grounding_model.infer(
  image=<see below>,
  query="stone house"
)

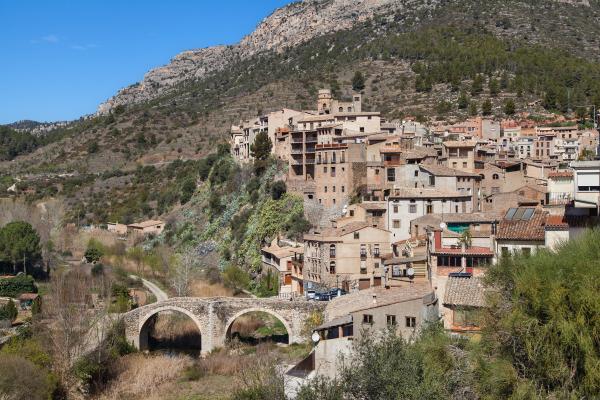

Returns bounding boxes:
[495,207,548,256]
[127,220,165,236]
[386,187,473,242]
[302,222,392,292]
[482,184,547,212]
[442,140,477,172]
[442,274,486,334]
[261,239,303,297]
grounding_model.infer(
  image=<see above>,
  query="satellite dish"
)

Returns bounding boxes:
[407,267,415,277]
[440,222,447,230]
[311,332,321,344]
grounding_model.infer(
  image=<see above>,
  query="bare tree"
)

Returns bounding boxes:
[43,268,113,387]
[170,246,198,297]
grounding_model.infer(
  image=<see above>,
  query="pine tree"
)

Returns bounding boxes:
[489,78,500,96]
[482,99,493,116]
[469,102,478,116]
[458,91,469,109]
[352,71,366,92]
[250,131,272,161]
[504,99,516,116]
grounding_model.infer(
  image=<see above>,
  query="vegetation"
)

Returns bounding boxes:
[0,299,18,323]
[0,221,41,274]
[0,274,37,297]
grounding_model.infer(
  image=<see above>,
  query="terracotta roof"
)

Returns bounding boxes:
[443,275,486,308]
[443,140,477,148]
[548,171,573,178]
[419,164,481,178]
[128,220,164,228]
[18,293,39,301]
[496,207,547,241]
[358,202,387,211]
[432,246,494,256]
[325,284,435,320]
[305,222,383,241]
[389,187,470,199]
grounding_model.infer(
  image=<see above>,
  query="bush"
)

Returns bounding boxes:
[91,263,104,276]
[0,355,54,400]
[0,299,18,323]
[270,180,286,200]
[0,275,36,297]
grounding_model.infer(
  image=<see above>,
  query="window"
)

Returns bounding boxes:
[324,166,328,173]
[342,186,345,193]
[521,247,531,257]
[414,170,419,177]
[333,186,336,192]
[501,247,510,257]
[429,175,435,186]
[375,169,380,175]
[354,232,360,239]
[349,210,354,217]
[405,316,416,328]
[360,127,365,133]
[329,244,336,258]
[333,199,336,205]
[324,186,328,193]
[374,245,380,258]
[409,204,417,213]
[393,220,401,229]
[393,205,399,213]
[492,174,499,180]
[360,244,367,258]
[331,167,336,177]
[463,162,468,168]
[387,315,397,326]
[363,314,373,324]
[426,203,433,214]
[330,261,336,274]
[387,168,396,182]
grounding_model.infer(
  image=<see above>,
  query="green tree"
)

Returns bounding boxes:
[457,91,469,109]
[250,131,272,161]
[482,99,493,116]
[471,74,484,96]
[469,101,478,116]
[84,239,104,264]
[352,71,366,92]
[489,78,500,96]
[0,221,41,274]
[504,99,516,116]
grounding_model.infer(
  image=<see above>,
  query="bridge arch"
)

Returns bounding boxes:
[223,307,293,344]
[137,305,206,351]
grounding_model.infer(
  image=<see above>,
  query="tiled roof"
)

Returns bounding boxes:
[496,208,547,241]
[433,246,494,256]
[419,164,481,178]
[443,140,477,148]
[548,171,573,178]
[325,284,434,320]
[389,187,470,199]
[443,276,486,308]
[128,220,164,228]
[545,214,569,230]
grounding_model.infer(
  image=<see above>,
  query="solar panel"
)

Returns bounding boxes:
[505,208,517,220]
[522,208,535,221]
[513,208,526,220]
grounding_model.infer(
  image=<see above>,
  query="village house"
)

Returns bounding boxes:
[308,283,438,378]
[547,171,574,206]
[261,239,303,297]
[482,183,547,212]
[570,160,600,215]
[302,222,392,293]
[495,207,548,256]
[442,140,477,172]
[442,274,486,334]
[386,187,473,242]
[107,222,128,235]
[127,220,165,236]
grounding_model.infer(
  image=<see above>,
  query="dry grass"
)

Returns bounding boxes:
[230,314,265,338]
[189,280,233,297]
[151,313,201,341]
[98,353,193,399]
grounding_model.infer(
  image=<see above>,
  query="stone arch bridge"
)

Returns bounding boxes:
[123,297,325,354]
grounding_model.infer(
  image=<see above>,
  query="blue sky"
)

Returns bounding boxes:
[0,0,292,124]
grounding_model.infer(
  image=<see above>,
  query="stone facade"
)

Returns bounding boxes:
[122,297,324,354]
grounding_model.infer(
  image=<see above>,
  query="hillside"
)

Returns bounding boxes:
[2,0,600,226]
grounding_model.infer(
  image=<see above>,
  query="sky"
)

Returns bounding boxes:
[0,0,292,124]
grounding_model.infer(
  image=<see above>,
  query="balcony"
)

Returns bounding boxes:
[305,146,316,153]
[305,136,318,143]
[291,137,305,144]
[291,148,304,155]
[305,158,316,165]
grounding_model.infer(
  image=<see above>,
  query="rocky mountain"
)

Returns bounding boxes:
[98,0,600,114]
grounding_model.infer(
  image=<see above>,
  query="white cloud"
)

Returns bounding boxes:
[70,43,97,51]
[41,34,59,43]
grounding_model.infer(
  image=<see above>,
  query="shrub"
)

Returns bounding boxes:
[0,275,36,297]
[0,355,54,400]
[270,180,287,200]
[0,299,18,323]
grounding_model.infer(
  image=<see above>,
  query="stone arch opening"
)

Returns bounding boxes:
[138,306,204,355]
[224,308,292,346]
